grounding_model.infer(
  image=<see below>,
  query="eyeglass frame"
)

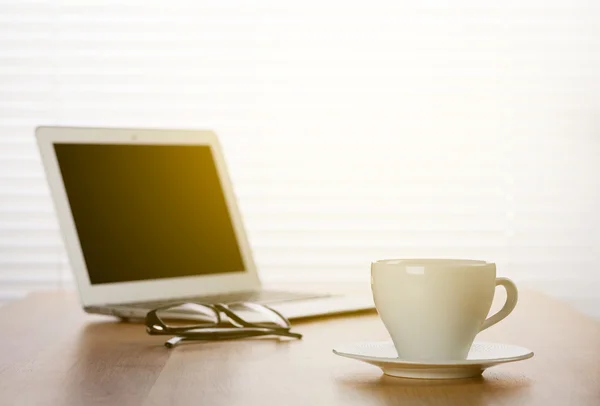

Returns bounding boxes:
[145,302,302,346]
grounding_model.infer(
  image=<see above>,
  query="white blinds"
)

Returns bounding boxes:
[1,1,599,305]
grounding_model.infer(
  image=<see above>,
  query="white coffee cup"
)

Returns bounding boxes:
[371,259,518,361]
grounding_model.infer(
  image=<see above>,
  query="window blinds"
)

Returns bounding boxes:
[1,1,599,305]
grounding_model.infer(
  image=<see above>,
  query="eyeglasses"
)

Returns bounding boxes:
[145,302,303,348]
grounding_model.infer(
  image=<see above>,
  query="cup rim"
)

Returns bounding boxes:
[372,258,492,267]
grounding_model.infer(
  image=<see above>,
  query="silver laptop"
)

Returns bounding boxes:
[36,126,373,320]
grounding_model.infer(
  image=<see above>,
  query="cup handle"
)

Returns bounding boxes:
[479,277,518,332]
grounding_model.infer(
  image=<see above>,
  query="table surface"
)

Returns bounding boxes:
[0,289,599,406]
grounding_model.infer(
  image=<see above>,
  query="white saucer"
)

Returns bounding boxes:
[333,341,534,379]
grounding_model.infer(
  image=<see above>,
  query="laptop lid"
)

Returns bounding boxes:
[36,126,260,306]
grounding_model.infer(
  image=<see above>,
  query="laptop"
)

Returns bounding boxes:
[35,126,374,321]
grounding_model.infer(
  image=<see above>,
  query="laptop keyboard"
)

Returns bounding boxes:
[117,289,331,310]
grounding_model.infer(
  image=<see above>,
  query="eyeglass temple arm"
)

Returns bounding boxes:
[179,327,302,339]
[164,331,268,348]
[165,329,303,348]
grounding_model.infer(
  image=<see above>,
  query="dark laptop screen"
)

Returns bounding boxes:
[53,143,246,285]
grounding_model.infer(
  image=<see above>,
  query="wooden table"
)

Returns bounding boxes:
[0,290,599,406]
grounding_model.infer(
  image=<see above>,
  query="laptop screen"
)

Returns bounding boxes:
[53,143,246,285]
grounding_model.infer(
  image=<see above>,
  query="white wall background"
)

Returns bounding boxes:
[1,1,599,316]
